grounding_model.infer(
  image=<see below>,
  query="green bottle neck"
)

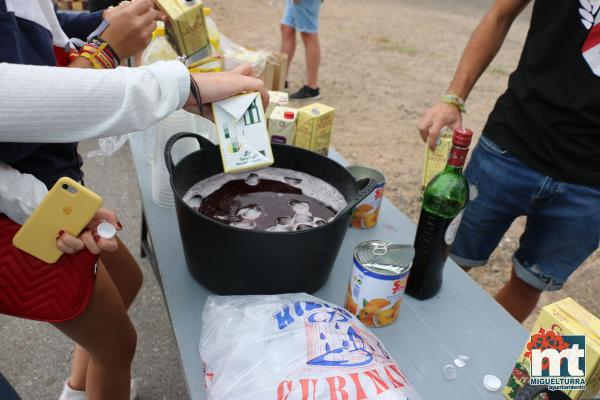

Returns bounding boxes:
[443,164,463,175]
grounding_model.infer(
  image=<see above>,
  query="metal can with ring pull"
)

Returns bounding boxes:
[344,240,415,327]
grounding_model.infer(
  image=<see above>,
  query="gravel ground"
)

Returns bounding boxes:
[1,0,598,399]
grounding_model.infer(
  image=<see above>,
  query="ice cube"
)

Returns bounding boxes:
[294,213,313,223]
[295,224,313,231]
[284,177,302,186]
[236,205,262,220]
[276,216,294,226]
[186,195,202,209]
[265,225,289,232]
[214,213,229,221]
[245,173,260,186]
[314,218,327,226]
[230,220,255,230]
[289,200,311,215]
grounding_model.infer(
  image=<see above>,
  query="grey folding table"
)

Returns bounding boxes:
[129,133,528,399]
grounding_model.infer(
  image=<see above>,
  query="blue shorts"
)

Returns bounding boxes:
[450,135,600,291]
[281,0,321,33]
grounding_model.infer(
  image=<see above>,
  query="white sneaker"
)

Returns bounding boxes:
[58,381,85,400]
[129,378,139,400]
[58,379,138,400]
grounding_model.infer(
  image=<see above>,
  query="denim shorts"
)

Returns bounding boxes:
[450,135,600,291]
[281,0,321,33]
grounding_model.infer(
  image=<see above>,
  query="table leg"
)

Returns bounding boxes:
[141,208,148,258]
[140,207,163,289]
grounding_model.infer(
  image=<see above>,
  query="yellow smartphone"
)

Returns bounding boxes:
[12,177,103,263]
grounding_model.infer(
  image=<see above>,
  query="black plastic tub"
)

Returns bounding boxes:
[165,133,375,295]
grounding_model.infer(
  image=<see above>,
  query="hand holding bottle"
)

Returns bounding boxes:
[417,103,463,150]
[406,128,473,300]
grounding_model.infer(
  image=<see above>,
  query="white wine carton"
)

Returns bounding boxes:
[268,106,297,145]
[212,92,274,173]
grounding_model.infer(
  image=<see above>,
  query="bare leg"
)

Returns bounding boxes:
[300,32,320,89]
[69,238,143,391]
[53,263,136,400]
[494,267,542,323]
[280,24,297,79]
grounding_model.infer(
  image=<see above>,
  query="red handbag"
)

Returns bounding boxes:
[0,215,98,322]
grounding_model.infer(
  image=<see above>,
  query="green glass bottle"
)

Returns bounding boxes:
[406,127,473,300]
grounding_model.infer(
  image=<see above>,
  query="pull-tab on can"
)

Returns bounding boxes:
[345,240,415,327]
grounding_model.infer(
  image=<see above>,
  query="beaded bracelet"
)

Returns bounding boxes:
[440,93,467,113]
[79,37,120,69]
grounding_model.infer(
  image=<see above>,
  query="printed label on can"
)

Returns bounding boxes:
[351,182,385,229]
[344,259,409,328]
[444,210,465,245]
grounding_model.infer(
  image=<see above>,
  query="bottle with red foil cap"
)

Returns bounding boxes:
[406,127,473,300]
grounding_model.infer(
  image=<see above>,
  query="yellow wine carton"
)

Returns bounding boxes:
[294,103,335,156]
[212,92,274,173]
[154,0,210,63]
[268,107,297,145]
[503,298,600,399]
[421,128,452,192]
[265,91,289,121]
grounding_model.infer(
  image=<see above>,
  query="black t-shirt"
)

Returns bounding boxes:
[483,0,600,187]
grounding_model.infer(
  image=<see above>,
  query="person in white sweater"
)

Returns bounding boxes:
[0,61,266,224]
[0,2,266,400]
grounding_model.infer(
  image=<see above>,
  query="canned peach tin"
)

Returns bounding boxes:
[345,240,415,327]
[348,166,385,229]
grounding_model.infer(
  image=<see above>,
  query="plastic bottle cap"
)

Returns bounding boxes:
[97,222,117,240]
[453,357,467,368]
[152,22,165,38]
[482,374,502,392]
[284,111,295,120]
[452,127,473,148]
[442,365,457,380]
[203,7,211,15]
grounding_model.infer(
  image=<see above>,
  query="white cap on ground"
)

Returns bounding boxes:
[454,354,469,368]
[443,364,457,380]
[97,222,117,240]
[482,374,502,391]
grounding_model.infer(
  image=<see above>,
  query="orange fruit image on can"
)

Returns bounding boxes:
[344,241,414,327]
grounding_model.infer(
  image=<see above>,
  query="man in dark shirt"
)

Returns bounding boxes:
[417,0,600,322]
